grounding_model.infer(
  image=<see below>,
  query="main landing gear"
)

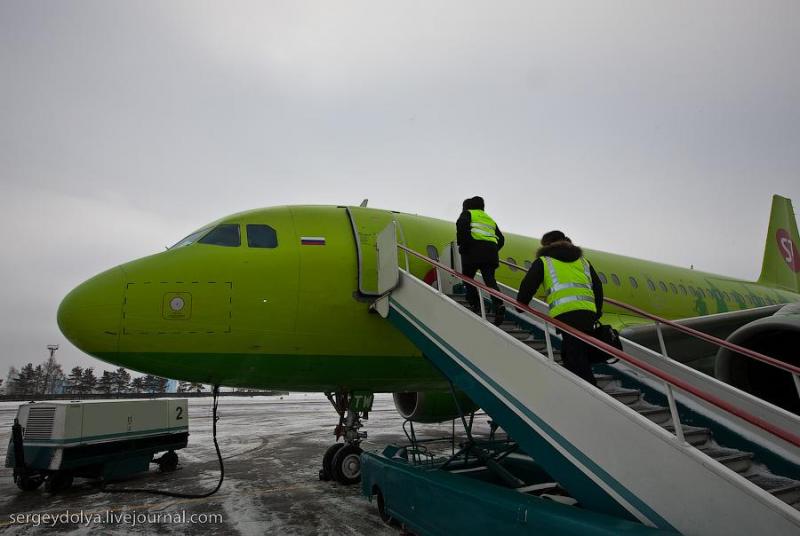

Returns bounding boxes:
[319,391,373,485]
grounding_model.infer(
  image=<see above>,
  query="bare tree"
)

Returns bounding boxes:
[41,354,64,394]
[5,367,19,395]
[32,365,45,395]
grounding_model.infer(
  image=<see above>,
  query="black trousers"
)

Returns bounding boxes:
[555,310,597,386]
[462,262,503,311]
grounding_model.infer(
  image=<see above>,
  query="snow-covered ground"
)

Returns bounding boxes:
[0,393,487,535]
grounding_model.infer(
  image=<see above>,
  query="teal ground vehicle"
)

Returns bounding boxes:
[361,439,674,536]
[6,399,189,492]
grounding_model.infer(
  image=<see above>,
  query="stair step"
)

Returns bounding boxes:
[524,341,560,353]
[449,296,475,308]
[525,341,548,352]
[606,388,641,405]
[594,374,618,390]
[635,406,673,425]
[449,295,509,310]
[662,424,712,447]
[523,341,561,358]
[773,485,800,505]
[448,295,519,326]
[745,474,800,505]
[502,329,532,340]
[699,447,754,473]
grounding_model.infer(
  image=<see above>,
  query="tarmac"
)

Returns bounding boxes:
[0,393,485,535]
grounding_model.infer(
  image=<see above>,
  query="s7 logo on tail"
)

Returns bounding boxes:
[776,229,800,272]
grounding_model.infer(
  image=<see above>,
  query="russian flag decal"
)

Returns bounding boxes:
[301,236,326,246]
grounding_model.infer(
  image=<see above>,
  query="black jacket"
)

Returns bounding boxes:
[517,241,603,317]
[456,210,505,266]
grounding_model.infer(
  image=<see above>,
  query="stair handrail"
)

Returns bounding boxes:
[496,258,800,381]
[398,244,800,448]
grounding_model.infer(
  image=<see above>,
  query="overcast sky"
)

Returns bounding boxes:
[1,1,798,375]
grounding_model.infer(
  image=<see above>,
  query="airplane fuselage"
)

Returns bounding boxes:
[57,205,800,392]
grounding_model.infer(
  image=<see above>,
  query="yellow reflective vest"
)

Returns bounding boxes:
[468,210,498,244]
[541,256,597,317]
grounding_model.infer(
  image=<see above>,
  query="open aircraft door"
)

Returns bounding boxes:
[346,207,408,297]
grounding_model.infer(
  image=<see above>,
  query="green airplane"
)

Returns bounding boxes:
[57,195,800,482]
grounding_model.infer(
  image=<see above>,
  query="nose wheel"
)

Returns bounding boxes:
[330,444,363,485]
[319,391,372,485]
[319,443,344,481]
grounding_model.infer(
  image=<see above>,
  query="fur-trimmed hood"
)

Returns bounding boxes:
[536,240,583,262]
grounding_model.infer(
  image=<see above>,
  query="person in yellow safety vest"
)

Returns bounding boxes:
[516,230,604,386]
[456,196,506,325]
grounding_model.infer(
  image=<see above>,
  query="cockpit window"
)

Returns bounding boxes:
[247,224,278,248]
[170,227,212,249]
[199,224,241,247]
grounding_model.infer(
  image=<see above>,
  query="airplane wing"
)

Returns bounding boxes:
[614,304,784,372]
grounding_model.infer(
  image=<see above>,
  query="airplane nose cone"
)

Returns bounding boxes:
[57,267,125,357]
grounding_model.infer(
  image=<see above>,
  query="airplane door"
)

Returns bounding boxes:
[346,207,400,296]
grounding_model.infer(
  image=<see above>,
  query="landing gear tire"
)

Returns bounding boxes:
[319,443,344,481]
[331,444,363,485]
[45,471,73,493]
[16,473,44,492]
[157,450,179,473]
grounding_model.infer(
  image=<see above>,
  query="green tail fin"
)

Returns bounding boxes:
[757,195,800,292]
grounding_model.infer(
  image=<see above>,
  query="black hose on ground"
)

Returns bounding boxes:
[102,384,224,499]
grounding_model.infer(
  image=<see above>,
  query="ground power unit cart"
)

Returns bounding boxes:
[5,399,189,492]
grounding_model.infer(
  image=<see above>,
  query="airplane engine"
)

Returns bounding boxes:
[714,303,800,414]
[392,391,479,423]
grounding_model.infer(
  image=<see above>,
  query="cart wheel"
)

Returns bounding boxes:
[331,444,363,485]
[158,451,179,472]
[320,443,344,481]
[45,472,73,493]
[375,487,396,526]
[16,474,44,492]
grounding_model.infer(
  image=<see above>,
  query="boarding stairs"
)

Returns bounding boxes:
[372,224,800,535]
[450,293,800,506]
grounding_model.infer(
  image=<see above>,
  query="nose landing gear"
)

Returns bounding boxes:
[319,391,373,485]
